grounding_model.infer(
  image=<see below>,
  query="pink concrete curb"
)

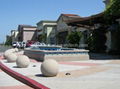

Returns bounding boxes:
[0,62,50,89]
[0,56,4,60]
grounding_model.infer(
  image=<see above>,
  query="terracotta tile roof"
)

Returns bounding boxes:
[62,14,79,17]
[62,14,81,18]
[67,12,104,26]
[57,13,81,22]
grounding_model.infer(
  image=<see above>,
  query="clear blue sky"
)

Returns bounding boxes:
[0,0,105,43]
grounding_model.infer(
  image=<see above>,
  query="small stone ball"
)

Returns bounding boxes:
[41,59,59,77]
[14,48,19,52]
[4,50,13,59]
[7,49,16,53]
[7,53,17,62]
[16,55,30,68]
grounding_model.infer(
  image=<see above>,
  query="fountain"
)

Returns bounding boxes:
[24,45,89,61]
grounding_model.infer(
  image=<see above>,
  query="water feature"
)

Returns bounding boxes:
[24,45,89,61]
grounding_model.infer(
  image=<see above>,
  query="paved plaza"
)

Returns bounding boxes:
[0,50,120,89]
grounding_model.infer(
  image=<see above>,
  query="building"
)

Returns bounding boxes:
[11,30,19,42]
[67,12,105,49]
[36,20,57,44]
[67,0,120,53]
[17,25,37,42]
[56,14,81,45]
[57,14,89,48]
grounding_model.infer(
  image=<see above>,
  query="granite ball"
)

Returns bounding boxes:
[41,59,59,77]
[4,48,18,59]
[14,48,18,52]
[16,55,30,68]
[7,53,17,62]
[7,49,16,53]
[4,50,13,59]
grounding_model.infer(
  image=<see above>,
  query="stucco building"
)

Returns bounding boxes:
[56,14,89,48]
[56,14,81,45]
[36,20,57,44]
[17,25,37,42]
[67,0,120,53]
[11,30,19,43]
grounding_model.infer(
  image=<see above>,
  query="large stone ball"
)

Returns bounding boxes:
[4,50,11,59]
[16,55,30,68]
[4,49,15,58]
[7,53,17,62]
[4,48,19,59]
[41,59,59,77]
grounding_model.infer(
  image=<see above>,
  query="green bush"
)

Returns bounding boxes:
[5,36,12,46]
[87,28,107,53]
[67,31,82,48]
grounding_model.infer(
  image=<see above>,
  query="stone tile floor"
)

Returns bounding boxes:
[0,52,120,89]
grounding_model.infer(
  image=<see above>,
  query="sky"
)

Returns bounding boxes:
[0,0,105,43]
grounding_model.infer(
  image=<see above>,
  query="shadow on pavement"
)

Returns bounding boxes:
[89,53,120,60]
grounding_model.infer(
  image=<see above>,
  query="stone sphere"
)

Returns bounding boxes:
[14,48,18,52]
[4,50,13,59]
[16,55,30,68]
[7,53,17,62]
[41,59,59,77]
[7,49,16,53]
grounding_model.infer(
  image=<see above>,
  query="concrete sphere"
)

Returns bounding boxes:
[7,53,17,62]
[41,59,59,77]
[14,48,18,52]
[7,49,16,53]
[4,48,18,59]
[4,50,13,59]
[16,55,30,68]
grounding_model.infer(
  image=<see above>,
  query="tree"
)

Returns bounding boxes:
[38,34,47,43]
[5,36,12,46]
[87,28,107,53]
[104,0,120,54]
[104,0,120,23]
[67,31,82,48]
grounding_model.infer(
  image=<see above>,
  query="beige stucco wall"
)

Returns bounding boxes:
[11,30,19,42]
[37,22,57,35]
[46,26,56,44]
[57,16,70,32]
[37,21,57,44]
[43,23,56,26]
[57,15,89,46]
[37,22,57,30]
[23,27,36,30]
[23,30,35,42]
[21,27,37,42]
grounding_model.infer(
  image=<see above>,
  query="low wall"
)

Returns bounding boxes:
[24,48,89,61]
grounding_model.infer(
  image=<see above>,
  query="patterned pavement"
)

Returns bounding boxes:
[0,52,120,89]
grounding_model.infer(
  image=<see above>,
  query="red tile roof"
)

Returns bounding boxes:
[67,12,104,26]
[62,14,79,17]
[62,14,81,18]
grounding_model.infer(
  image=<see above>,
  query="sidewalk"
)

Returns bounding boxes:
[1,52,120,89]
[0,66,33,89]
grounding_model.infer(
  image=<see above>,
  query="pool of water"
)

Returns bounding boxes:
[31,46,74,51]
